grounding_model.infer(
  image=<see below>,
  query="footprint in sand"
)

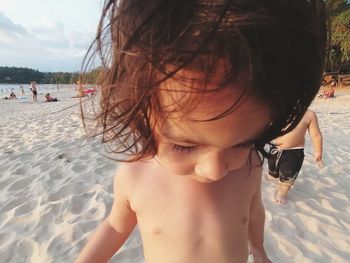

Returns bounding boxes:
[8,177,33,191]
[33,224,55,243]
[12,166,28,175]
[48,166,65,180]
[48,187,71,202]
[47,235,69,258]
[1,197,28,213]
[14,200,38,216]
[94,163,116,175]
[56,152,72,163]
[70,195,85,214]
[0,177,15,190]
[71,162,87,173]
[12,240,34,262]
[3,149,15,155]
[15,152,33,162]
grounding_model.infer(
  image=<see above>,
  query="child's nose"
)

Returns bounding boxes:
[194,150,228,181]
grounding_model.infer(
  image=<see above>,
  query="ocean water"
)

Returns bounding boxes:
[0,84,76,94]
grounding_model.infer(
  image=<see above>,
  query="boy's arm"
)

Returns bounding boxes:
[75,165,137,263]
[248,164,271,263]
[308,111,323,168]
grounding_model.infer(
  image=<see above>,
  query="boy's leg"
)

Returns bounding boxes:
[275,149,304,205]
[267,145,280,181]
[275,180,293,205]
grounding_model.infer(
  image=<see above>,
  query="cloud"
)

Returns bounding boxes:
[0,10,27,35]
[0,10,96,72]
[0,10,29,44]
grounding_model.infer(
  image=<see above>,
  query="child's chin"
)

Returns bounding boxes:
[188,175,217,184]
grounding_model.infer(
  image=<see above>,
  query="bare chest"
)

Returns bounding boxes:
[130,173,256,262]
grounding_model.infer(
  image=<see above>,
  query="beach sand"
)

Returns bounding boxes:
[0,87,349,262]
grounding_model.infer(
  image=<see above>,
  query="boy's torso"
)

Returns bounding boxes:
[124,157,261,263]
[273,111,312,149]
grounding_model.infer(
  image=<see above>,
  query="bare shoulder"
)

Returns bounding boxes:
[114,159,156,195]
[116,160,151,178]
[305,109,317,121]
[303,110,320,128]
[115,159,156,180]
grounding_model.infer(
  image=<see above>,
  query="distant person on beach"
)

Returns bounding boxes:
[30,81,38,102]
[318,86,335,99]
[267,109,323,205]
[76,81,84,98]
[9,92,17,99]
[20,86,25,95]
[331,75,338,87]
[75,1,327,263]
[45,93,58,102]
[3,92,17,100]
[83,88,96,97]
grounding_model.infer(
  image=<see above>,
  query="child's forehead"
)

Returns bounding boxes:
[158,63,250,109]
[160,88,239,117]
[157,78,252,121]
[156,88,267,132]
[155,93,271,148]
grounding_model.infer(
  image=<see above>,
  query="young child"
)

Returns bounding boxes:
[76,0,327,262]
[30,81,38,102]
[318,86,335,99]
[267,109,323,205]
[45,93,58,102]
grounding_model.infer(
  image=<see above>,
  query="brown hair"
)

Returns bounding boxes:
[82,0,328,161]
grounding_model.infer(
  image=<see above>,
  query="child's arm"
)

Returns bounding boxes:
[308,111,323,168]
[75,166,137,263]
[248,165,271,263]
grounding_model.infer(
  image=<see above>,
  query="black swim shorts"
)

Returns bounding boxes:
[268,145,304,185]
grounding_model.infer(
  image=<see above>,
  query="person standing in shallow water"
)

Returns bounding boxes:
[75,1,328,262]
[30,81,38,102]
[267,109,323,205]
[20,86,25,95]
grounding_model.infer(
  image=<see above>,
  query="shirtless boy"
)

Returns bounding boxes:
[30,81,38,102]
[267,110,323,205]
[76,0,327,262]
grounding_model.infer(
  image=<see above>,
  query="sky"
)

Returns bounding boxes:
[0,0,104,72]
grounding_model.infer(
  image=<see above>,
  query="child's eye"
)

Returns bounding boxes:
[234,142,254,149]
[172,144,197,153]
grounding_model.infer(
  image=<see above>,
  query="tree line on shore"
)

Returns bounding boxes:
[326,0,350,74]
[1,1,349,84]
[0,66,100,84]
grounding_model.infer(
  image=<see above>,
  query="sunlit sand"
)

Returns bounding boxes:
[0,86,349,262]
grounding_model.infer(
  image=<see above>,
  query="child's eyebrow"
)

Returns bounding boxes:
[161,131,202,145]
[160,130,261,147]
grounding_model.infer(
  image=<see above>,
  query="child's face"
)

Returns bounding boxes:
[154,72,271,183]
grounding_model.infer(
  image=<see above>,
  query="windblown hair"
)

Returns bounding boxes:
[82,0,328,161]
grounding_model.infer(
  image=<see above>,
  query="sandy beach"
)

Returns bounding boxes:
[0,86,349,262]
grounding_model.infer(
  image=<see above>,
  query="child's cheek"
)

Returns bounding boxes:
[157,145,195,176]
